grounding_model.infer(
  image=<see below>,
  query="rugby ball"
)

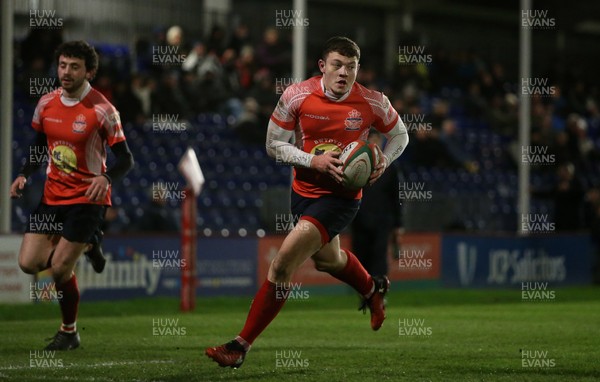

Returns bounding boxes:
[339,140,379,189]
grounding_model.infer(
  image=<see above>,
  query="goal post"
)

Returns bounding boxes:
[177,148,204,312]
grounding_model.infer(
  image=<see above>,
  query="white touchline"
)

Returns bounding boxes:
[0,359,175,371]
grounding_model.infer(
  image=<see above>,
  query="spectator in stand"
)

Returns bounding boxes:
[486,93,518,137]
[206,25,227,56]
[439,119,479,173]
[227,23,252,56]
[94,73,114,103]
[248,69,278,126]
[154,71,192,117]
[131,74,156,119]
[20,28,63,75]
[352,130,404,277]
[255,27,291,77]
[531,163,585,231]
[409,129,450,168]
[567,80,588,115]
[182,41,222,82]
[136,196,180,233]
[113,80,144,125]
[236,45,257,94]
[234,97,264,145]
[220,48,244,118]
[464,81,487,119]
[564,113,592,170]
[429,99,450,130]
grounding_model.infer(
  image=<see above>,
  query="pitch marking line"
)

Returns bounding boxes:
[0,359,175,371]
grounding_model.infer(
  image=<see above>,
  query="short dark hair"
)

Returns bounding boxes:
[322,36,360,61]
[55,40,99,72]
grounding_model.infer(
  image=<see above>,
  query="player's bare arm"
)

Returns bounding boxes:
[10,176,27,198]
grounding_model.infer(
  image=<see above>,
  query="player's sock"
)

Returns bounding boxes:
[237,279,287,349]
[330,249,374,298]
[55,275,79,333]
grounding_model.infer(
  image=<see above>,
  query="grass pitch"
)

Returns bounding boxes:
[0,286,598,381]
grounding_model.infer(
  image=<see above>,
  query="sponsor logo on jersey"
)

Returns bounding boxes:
[72,114,87,133]
[344,109,362,131]
[303,113,330,120]
[51,145,77,174]
[108,112,121,127]
[310,142,342,156]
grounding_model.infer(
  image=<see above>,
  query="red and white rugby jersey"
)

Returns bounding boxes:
[31,84,126,206]
[270,76,399,199]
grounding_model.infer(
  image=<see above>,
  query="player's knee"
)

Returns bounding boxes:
[50,259,73,283]
[18,258,40,275]
[314,259,336,273]
[313,250,345,273]
[270,260,294,283]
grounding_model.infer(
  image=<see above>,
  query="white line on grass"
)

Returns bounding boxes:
[0,359,175,371]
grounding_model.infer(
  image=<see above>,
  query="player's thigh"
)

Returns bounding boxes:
[268,219,323,281]
[50,204,104,282]
[18,233,59,273]
[312,234,345,272]
[51,237,87,283]
[60,204,105,244]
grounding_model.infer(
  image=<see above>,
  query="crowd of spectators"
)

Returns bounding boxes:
[12,22,600,239]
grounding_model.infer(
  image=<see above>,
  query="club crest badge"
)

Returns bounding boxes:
[344,109,362,131]
[72,114,87,133]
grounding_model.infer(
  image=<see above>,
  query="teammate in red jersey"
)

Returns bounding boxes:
[206,36,409,368]
[10,41,134,350]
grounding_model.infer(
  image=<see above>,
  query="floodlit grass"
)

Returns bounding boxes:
[0,287,598,381]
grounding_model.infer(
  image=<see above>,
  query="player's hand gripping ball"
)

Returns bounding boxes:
[339,140,379,189]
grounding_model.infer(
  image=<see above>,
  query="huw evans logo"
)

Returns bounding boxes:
[152,46,186,65]
[398,182,432,201]
[521,349,555,368]
[521,214,555,233]
[521,78,556,97]
[401,113,432,132]
[275,350,309,367]
[29,350,63,368]
[152,182,186,201]
[29,10,63,29]
[29,282,62,302]
[152,114,187,132]
[29,78,58,96]
[521,145,555,165]
[398,249,432,271]
[521,9,556,30]
[398,46,432,65]
[275,10,309,28]
[398,318,432,336]
[521,282,555,302]
[275,282,309,301]
[152,250,187,269]
[152,318,187,336]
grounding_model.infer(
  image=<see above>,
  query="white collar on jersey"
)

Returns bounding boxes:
[321,78,351,102]
[60,81,92,106]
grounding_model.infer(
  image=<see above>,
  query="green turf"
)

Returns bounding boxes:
[0,287,599,382]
